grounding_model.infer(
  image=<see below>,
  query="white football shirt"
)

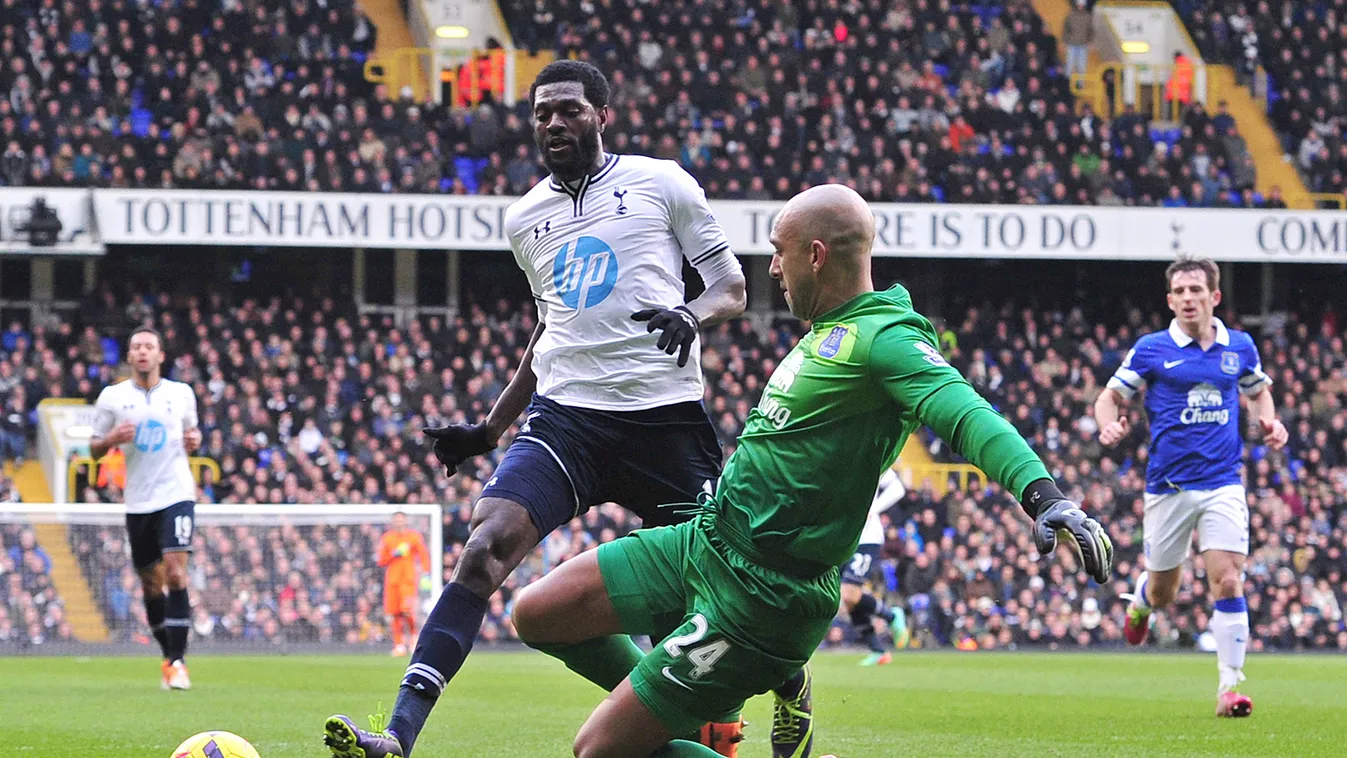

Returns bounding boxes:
[91,378,199,514]
[504,153,738,411]
[860,469,906,547]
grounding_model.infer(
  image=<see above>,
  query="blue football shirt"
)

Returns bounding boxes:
[1107,318,1271,494]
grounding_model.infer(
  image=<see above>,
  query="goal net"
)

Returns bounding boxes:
[0,503,442,654]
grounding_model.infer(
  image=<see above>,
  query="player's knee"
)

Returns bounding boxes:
[572,724,619,758]
[164,568,188,590]
[1214,571,1242,600]
[1148,580,1178,608]
[137,570,162,596]
[510,585,545,645]
[455,500,538,595]
[839,582,862,609]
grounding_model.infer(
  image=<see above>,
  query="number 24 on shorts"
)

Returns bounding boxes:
[663,614,731,680]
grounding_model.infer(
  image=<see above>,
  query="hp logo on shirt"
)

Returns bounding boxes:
[553,236,618,310]
[133,420,168,452]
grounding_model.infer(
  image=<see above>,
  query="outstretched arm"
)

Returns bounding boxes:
[423,319,544,475]
[871,325,1113,582]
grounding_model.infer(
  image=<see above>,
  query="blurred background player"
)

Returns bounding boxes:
[1097,256,1288,717]
[324,60,814,758]
[507,184,1113,758]
[379,512,429,657]
[842,468,908,667]
[89,327,202,690]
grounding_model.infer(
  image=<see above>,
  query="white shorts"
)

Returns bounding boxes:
[1142,484,1249,572]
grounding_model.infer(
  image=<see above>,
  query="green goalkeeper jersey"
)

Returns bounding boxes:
[714,285,1051,576]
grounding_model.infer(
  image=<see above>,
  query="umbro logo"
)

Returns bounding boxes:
[534,221,551,239]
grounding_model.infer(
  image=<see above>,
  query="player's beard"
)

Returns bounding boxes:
[544,128,601,183]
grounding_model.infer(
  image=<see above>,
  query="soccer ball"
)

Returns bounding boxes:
[171,731,260,758]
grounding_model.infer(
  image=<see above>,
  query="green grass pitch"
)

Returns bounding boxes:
[2,651,1344,757]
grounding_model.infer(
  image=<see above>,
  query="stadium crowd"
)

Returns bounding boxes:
[0,0,1341,649]
[0,0,1289,207]
[2,283,1345,653]
[1170,0,1347,197]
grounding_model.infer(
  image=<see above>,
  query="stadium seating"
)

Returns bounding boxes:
[0,519,76,647]
[0,0,1281,206]
[1173,0,1347,198]
[0,0,1341,652]
[3,286,1345,651]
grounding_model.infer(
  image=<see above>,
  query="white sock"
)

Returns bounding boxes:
[1132,574,1152,611]
[1212,596,1249,691]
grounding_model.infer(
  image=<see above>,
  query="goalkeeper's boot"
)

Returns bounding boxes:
[1120,574,1152,646]
[771,665,814,758]
[324,715,405,758]
[696,719,746,757]
[167,659,191,690]
[1216,669,1252,718]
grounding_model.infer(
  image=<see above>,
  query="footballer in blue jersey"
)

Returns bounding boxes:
[1095,257,1288,718]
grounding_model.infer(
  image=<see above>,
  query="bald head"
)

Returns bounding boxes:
[769,184,877,321]
[775,184,875,266]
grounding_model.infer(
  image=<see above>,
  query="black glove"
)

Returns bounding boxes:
[1022,479,1114,585]
[631,306,701,367]
[422,423,494,475]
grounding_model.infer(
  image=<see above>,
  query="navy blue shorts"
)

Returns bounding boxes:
[841,544,881,586]
[125,500,195,571]
[482,395,723,535]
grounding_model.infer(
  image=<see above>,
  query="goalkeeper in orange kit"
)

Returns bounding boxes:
[379,512,429,656]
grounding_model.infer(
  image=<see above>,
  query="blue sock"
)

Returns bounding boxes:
[388,582,487,756]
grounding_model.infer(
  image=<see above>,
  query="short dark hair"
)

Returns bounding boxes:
[530,60,610,109]
[1165,256,1219,292]
[128,326,164,350]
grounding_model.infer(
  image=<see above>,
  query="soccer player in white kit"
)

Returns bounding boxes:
[90,327,202,690]
[325,61,810,758]
[841,469,907,666]
[1095,257,1288,717]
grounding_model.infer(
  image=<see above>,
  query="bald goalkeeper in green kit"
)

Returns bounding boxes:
[509,184,1115,758]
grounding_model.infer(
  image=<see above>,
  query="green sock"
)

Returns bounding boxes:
[534,635,646,692]
[655,740,723,757]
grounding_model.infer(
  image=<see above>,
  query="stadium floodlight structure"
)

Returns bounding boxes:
[0,502,442,652]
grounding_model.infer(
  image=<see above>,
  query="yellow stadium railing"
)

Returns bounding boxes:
[364,47,433,102]
[69,455,221,500]
[1308,193,1346,209]
[1072,62,1227,123]
[896,462,987,498]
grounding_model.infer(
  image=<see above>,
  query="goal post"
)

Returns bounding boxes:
[0,502,443,652]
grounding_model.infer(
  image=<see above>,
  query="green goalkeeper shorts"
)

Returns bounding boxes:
[596,514,839,735]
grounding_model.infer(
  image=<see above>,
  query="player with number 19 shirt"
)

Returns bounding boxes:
[90,326,201,691]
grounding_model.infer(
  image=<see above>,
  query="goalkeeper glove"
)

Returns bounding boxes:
[422,423,494,475]
[1021,479,1114,585]
[631,306,700,367]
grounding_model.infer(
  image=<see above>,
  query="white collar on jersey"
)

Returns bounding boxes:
[1168,317,1230,347]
